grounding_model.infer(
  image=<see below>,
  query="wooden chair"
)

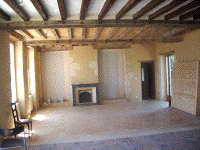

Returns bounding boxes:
[11,103,32,138]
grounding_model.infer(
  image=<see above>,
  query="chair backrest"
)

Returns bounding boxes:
[11,103,20,122]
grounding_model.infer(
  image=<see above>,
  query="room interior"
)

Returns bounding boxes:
[0,0,200,148]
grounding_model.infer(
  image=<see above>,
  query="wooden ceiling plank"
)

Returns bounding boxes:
[20,30,34,39]
[9,30,23,41]
[165,1,200,21]
[106,27,119,40]
[117,27,133,39]
[80,0,91,20]
[130,26,149,39]
[0,8,11,21]
[3,0,29,21]
[149,0,187,20]
[51,28,60,40]
[98,0,117,20]
[35,29,47,39]
[82,28,86,39]
[57,0,67,20]
[68,28,72,40]
[94,27,103,40]
[30,0,48,21]
[133,0,166,20]
[180,7,200,21]
[116,0,142,20]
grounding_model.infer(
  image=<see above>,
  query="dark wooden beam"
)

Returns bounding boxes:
[1,20,200,30]
[67,28,72,40]
[117,27,133,39]
[106,27,118,40]
[180,7,200,21]
[193,14,200,20]
[41,46,73,52]
[18,30,34,39]
[57,0,67,20]
[82,28,86,39]
[165,1,200,21]
[51,28,60,40]
[98,0,117,20]
[116,0,141,20]
[0,8,11,21]
[30,0,48,21]
[9,30,23,41]
[35,29,47,39]
[149,0,187,20]
[80,0,90,20]
[3,0,29,21]
[94,27,103,40]
[133,0,166,20]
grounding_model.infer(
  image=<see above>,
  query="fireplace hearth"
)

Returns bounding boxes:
[72,83,99,106]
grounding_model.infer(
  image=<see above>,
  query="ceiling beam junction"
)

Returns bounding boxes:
[18,30,34,39]
[164,1,200,21]
[57,0,67,20]
[133,0,166,20]
[98,0,117,20]
[94,27,103,40]
[116,0,142,20]
[51,28,60,40]
[9,30,23,41]
[30,0,48,21]
[3,0,29,21]
[35,29,48,39]
[80,0,91,20]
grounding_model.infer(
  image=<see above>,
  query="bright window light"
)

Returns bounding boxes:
[32,115,47,121]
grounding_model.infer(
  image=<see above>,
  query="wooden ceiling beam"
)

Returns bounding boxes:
[51,28,60,40]
[98,0,117,20]
[133,0,166,20]
[3,0,29,21]
[0,8,11,21]
[35,29,47,39]
[180,7,200,21]
[165,1,200,21]
[9,30,23,41]
[67,28,72,40]
[116,0,141,20]
[57,0,67,20]
[30,0,48,21]
[82,28,86,39]
[80,0,91,20]
[106,27,118,40]
[94,27,103,40]
[149,0,187,20]
[18,30,34,39]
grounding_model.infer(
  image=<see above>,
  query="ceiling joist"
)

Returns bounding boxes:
[94,27,103,40]
[179,7,200,21]
[57,0,67,20]
[98,0,117,20]
[9,30,23,41]
[82,28,86,39]
[0,8,11,21]
[3,0,29,21]
[30,0,48,21]
[106,27,119,40]
[117,27,133,39]
[132,0,166,20]
[67,28,72,40]
[149,0,187,20]
[116,0,142,20]
[51,28,60,40]
[80,0,91,20]
[18,30,34,39]
[35,29,48,39]
[193,14,200,20]
[165,1,200,21]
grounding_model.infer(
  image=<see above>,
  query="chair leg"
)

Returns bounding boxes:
[27,124,30,139]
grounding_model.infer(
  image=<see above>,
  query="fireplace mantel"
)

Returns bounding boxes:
[72,83,99,106]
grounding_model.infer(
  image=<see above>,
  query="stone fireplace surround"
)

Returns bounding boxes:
[72,83,99,106]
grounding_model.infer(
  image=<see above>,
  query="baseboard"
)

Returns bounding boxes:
[99,99,128,105]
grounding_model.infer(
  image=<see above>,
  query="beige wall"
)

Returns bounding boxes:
[125,43,156,101]
[69,46,99,84]
[0,31,13,129]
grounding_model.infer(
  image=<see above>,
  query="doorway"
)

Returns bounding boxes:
[141,62,155,100]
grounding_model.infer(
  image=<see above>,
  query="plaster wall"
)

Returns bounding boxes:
[125,44,156,102]
[0,31,13,129]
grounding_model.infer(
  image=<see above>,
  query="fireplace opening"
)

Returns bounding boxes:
[79,90,92,103]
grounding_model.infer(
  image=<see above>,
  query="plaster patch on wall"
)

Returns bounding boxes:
[89,61,97,69]
[94,69,98,75]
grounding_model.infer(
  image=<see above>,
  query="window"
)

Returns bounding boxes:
[10,43,17,103]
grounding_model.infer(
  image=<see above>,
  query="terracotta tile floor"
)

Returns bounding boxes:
[27,101,200,147]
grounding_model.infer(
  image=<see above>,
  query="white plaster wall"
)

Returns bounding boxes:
[41,51,71,102]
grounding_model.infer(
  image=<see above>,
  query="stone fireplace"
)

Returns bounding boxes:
[72,83,99,106]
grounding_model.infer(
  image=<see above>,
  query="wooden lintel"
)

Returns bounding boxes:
[51,28,60,40]
[1,20,200,30]
[9,30,23,41]
[93,44,131,50]
[40,46,73,52]
[35,29,47,39]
